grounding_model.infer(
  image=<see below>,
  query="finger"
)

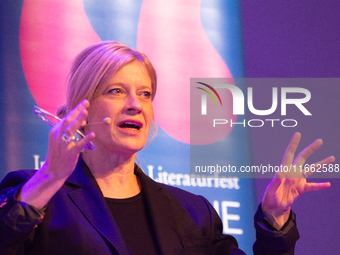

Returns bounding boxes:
[65,108,88,137]
[282,132,301,166]
[71,131,96,152]
[304,182,331,192]
[293,138,323,166]
[303,156,335,178]
[59,100,90,132]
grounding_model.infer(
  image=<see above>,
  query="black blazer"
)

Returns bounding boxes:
[0,158,245,254]
[0,158,298,254]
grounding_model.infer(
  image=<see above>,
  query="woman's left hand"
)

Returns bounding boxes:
[261,132,335,230]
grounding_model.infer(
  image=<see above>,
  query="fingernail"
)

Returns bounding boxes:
[81,99,89,106]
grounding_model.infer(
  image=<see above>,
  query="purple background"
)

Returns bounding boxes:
[0,0,339,253]
[241,1,340,254]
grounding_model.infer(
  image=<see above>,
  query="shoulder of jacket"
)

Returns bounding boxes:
[0,170,37,190]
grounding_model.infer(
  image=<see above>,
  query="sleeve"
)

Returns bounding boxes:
[0,171,45,255]
[253,204,300,255]
[201,196,299,255]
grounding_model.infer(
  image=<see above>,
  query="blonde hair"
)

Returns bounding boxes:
[57,41,157,117]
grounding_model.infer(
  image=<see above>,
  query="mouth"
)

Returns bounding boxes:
[118,121,142,130]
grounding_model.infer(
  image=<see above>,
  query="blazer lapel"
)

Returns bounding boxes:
[135,166,183,253]
[66,158,129,255]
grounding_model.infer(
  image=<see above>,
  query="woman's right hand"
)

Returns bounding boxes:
[19,100,95,209]
[44,100,95,180]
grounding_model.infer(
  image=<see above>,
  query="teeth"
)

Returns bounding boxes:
[120,122,141,130]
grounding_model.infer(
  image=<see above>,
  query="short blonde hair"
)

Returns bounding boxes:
[57,41,157,117]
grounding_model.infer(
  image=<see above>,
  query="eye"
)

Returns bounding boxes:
[108,88,122,94]
[141,91,152,98]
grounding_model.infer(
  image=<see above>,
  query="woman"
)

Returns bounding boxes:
[0,41,335,254]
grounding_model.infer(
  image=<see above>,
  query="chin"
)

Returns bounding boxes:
[109,141,147,155]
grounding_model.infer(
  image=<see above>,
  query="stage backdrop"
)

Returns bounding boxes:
[1,0,255,253]
[1,1,339,254]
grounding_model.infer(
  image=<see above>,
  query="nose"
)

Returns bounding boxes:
[124,93,143,114]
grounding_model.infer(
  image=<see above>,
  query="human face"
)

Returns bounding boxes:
[86,60,154,155]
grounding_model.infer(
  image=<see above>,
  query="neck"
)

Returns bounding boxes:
[82,149,141,199]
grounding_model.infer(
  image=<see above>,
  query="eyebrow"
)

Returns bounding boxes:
[108,83,152,90]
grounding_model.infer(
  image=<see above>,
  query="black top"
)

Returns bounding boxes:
[105,192,158,255]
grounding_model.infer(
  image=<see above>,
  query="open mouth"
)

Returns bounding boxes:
[119,122,141,130]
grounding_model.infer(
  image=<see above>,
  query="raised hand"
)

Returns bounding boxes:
[19,100,95,209]
[261,132,335,230]
[44,100,95,180]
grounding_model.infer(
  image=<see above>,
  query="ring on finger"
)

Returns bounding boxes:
[62,132,77,143]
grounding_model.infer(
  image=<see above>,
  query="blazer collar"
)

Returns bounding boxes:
[135,166,182,253]
[66,158,129,255]
[66,159,181,254]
